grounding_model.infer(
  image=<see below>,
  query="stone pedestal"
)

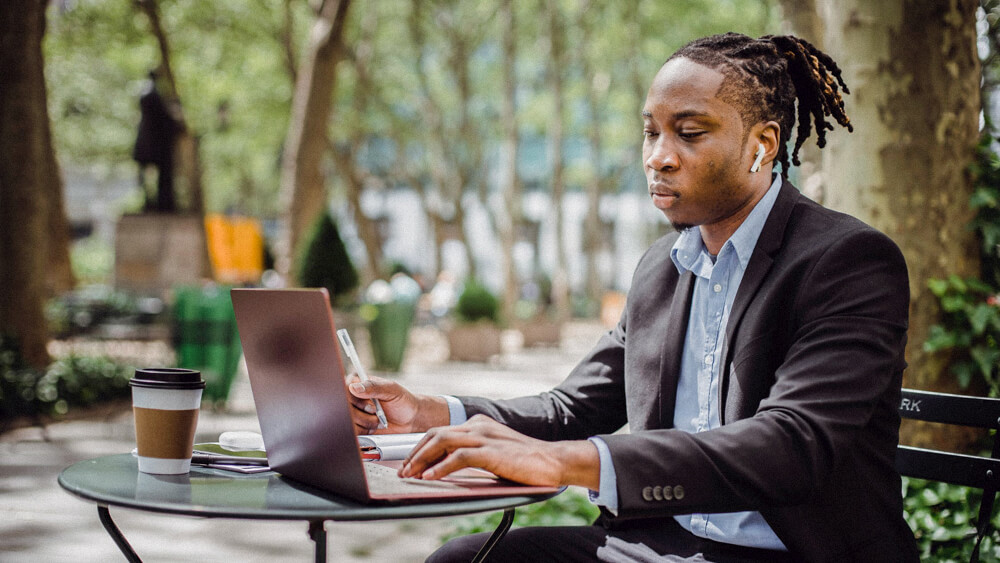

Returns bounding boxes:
[115,213,209,295]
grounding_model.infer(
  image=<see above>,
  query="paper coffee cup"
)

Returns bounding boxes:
[130,368,205,474]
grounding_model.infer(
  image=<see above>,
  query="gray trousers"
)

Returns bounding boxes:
[427,516,796,562]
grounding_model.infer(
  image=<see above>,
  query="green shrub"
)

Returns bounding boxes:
[926,133,1000,395]
[903,476,1000,561]
[455,280,500,324]
[296,211,359,304]
[440,488,599,543]
[0,335,131,427]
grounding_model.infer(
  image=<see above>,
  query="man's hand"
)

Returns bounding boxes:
[346,374,450,435]
[398,415,601,490]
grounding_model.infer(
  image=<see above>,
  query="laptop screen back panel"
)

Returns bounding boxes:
[231,288,370,503]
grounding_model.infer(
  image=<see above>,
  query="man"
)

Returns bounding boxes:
[350,33,918,561]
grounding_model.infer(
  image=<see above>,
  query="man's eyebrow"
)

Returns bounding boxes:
[673,110,712,120]
[640,109,713,120]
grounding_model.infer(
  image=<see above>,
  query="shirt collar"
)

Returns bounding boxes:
[670,174,783,275]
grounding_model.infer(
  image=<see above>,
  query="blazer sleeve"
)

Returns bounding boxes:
[459,318,630,441]
[601,226,909,518]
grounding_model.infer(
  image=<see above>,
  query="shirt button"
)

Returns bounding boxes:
[704,355,712,366]
[713,283,722,293]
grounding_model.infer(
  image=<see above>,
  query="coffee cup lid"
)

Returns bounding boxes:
[130,368,205,390]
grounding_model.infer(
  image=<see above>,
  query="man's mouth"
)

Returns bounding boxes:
[649,186,678,209]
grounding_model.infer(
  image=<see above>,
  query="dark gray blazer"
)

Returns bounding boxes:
[461,179,919,562]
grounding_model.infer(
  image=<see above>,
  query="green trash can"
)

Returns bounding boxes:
[172,285,243,405]
[366,301,416,372]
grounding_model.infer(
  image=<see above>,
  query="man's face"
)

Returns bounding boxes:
[642,57,761,234]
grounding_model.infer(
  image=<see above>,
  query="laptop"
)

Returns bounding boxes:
[230,287,560,503]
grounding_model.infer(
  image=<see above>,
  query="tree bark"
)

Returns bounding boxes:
[547,0,570,322]
[276,0,352,281]
[0,0,55,368]
[819,0,981,447]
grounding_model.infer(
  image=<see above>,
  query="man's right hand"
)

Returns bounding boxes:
[346,374,451,435]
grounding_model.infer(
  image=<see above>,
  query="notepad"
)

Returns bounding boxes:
[357,433,424,461]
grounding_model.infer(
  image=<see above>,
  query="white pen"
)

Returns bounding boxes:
[336,328,388,429]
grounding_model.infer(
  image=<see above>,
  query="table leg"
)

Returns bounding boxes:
[308,520,327,563]
[471,508,515,563]
[97,505,143,563]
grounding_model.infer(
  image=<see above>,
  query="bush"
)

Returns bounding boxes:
[903,476,1000,561]
[296,211,359,304]
[0,335,131,428]
[455,280,500,324]
[440,488,599,543]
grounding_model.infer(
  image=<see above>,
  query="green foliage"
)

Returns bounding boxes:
[46,285,160,339]
[924,275,1000,394]
[296,211,359,303]
[926,135,1000,395]
[70,236,115,285]
[455,280,500,324]
[440,488,600,543]
[903,476,1000,562]
[0,335,131,427]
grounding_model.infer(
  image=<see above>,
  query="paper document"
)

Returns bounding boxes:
[357,432,425,461]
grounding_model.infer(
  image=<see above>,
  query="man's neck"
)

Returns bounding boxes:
[699,172,775,254]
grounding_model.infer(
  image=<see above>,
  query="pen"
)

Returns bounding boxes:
[337,328,388,429]
[191,453,269,466]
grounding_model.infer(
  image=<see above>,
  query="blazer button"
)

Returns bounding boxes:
[652,486,663,501]
[642,486,654,501]
[674,485,685,500]
[663,486,673,501]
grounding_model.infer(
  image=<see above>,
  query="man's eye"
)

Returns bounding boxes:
[643,130,657,139]
[679,131,705,139]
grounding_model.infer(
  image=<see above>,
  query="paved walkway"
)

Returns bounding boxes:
[0,321,608,562]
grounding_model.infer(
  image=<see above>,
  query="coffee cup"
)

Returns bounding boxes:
[130,368,205,474]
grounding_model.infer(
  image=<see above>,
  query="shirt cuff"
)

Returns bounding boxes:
[442,395,467,426]
[587,436,619,513]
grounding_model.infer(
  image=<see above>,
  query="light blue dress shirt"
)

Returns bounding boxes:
[447,174,787,551]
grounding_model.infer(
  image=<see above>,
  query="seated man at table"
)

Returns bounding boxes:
[348,32,918,562]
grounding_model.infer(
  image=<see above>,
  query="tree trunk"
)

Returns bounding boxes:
[276,0,352,281]
[497,0,521,323]
[547,0,571,322]
[579,3,609,308]
[0,0,54,368]
[819,0,981,448]
[408,2,477,282]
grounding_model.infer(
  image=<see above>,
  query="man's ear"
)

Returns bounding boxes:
[753,121,781,168]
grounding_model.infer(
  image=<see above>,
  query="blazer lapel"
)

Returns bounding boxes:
[718,179,800,422]
[658,269,695,428]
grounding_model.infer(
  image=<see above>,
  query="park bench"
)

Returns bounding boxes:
[897,388,1000,562]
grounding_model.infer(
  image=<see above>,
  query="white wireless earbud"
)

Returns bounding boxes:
[750,143,765,173]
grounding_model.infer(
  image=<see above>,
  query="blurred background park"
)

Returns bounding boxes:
[3,0,1000,560]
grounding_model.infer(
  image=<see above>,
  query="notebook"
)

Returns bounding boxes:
[230,287,560,503]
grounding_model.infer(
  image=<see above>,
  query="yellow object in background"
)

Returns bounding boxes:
[205,214,264,284]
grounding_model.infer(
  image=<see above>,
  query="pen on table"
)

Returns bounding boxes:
[337,328,388,429]
[190,453,269,466]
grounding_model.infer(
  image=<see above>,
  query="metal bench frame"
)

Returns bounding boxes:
[897,388,1000,562]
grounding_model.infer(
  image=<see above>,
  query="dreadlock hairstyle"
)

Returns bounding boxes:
[667,32,852,176]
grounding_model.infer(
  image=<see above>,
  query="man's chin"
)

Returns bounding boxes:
[668,220,695,232]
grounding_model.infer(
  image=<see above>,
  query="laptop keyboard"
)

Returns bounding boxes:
[364,462,469,494]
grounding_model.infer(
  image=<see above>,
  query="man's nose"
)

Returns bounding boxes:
[645,138,678,172]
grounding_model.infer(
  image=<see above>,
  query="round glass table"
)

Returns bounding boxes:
[59,454,563,562]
